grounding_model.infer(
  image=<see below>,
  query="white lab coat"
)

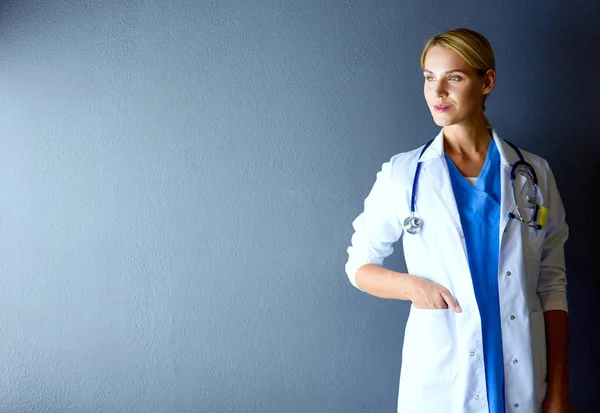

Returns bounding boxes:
[346,129,568,413]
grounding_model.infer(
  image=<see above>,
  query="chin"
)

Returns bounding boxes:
[431,116,454,127]
[429,110,453,126]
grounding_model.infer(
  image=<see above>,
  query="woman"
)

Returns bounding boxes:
[345,28,571,413]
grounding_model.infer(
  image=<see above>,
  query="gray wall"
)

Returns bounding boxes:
[0,0,598,412]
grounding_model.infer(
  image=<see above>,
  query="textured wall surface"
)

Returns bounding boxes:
[0,0,598,412]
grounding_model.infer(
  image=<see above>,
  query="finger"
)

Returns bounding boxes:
[440,290,462,313]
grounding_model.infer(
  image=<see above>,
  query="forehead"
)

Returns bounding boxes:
[423,46,473,73]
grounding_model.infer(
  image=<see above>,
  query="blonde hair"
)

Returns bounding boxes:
[421,28,496,111]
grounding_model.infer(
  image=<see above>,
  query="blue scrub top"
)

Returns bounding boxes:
[446,140,505,413]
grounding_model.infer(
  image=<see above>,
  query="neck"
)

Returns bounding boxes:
[442,117,491,156]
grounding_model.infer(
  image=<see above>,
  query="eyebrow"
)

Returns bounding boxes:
[423,69,469,75]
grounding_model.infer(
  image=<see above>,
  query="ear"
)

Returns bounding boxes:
[482,69,495,95]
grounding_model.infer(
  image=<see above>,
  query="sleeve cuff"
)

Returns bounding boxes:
[538,290,568,313]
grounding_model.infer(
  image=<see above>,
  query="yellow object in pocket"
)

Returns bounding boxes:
[537,206,549,228]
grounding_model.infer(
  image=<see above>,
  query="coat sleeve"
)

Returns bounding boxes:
[537,160,569,312]
[345,159,404,290]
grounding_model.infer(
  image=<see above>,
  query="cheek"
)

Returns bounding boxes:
[464,82,484,101]
[424,85,436,100]
[453,86,479,107]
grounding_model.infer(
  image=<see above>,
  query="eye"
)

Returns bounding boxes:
[448,75,462,81]
[424,76,435,82]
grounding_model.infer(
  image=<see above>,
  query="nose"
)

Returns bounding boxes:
[433,79,448,99]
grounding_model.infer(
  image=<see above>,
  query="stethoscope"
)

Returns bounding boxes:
[403,138,548,235]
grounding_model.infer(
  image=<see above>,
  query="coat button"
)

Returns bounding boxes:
[514,403,519,408]
[506,271,512,276]
[513,359,519,364]
[470,351,475,356]
[510,315,516,320]
[474,395,480,400]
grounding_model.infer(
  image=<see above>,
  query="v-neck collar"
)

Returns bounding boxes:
[445,139,495,191]
[445,139,501,206]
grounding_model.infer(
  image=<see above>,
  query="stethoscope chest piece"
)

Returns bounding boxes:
[403,214,423,235]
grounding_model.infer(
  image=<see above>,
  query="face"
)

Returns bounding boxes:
[423,45,494,127]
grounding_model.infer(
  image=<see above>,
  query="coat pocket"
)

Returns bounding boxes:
[401,307,459,381]
[523,225,545,260]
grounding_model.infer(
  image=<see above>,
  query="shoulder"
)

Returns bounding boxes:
[367,146,424,191]
[514,147,553,180]
[497,134,551,178]
[384,144,428,179]
[509,146,560,200]
[389,146,424,165]
[517,147,549,169]
[373,137,443,188]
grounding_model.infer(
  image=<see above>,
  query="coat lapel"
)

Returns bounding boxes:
[419,130,464,239]
[417,128,520,242]
[493,130,520,238]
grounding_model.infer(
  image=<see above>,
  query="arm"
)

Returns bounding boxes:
[536,162,571,411]
[543,310,571,412]
[345,160,402,289]
[355,264,461,311]
[355,264,412,300]
[345,157,460,311]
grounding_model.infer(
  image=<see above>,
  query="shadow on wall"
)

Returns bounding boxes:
[529,22,600,410]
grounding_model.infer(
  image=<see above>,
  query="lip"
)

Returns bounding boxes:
[434,104,451,113]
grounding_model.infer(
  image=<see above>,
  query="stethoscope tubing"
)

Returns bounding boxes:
[407,137,540,233]
[410,139,435,214]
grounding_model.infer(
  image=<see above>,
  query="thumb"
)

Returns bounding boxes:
[441,290,462,313]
